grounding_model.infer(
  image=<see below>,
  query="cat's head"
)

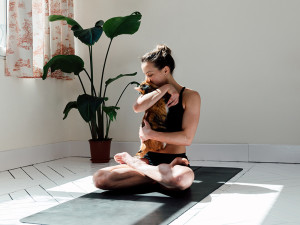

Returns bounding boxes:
[134,81,158,95]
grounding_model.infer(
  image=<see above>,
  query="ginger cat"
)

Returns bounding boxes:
[135,81,171,158]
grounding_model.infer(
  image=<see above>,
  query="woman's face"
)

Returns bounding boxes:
[141,62,168,86]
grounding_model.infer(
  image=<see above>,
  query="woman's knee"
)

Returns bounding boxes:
[93,169,111,190]
[169,166,195,191]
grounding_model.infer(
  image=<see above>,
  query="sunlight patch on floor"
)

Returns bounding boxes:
[185,182,283,225]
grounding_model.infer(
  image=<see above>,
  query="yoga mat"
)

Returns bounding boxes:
[21,166,242,225]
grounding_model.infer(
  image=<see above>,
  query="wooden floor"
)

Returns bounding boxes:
[0,157,107,225]
[1,157,300,225]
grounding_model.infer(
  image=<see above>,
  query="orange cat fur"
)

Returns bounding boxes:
[135,81,170,158]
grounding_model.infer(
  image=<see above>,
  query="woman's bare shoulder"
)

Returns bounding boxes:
[183,88,201,99]
[182,88,201,108]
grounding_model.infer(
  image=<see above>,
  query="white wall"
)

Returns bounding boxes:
[71,0,300,145]
[0,58,82,152]
[0,0,299,154]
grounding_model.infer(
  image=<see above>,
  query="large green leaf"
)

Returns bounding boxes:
[103,106,120,121]
[63,101,78,120]
[103,11,142,39]
[72,20,104,46]
[49,15,82,28]
[77,94,108,122]
[43,55,84,79]
[105,72,137,86]
[49,15,104,46]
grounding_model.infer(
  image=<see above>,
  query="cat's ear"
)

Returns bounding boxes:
[134,86,142,92]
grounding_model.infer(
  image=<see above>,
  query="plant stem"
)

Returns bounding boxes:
[97,108,103,140]
[78,72,94,139]
[115,82,133,107]
[91,116,97,140]
[89,46,94,97]
[105,82,136,138]
[88,122,92,134]
[103,85,108,100]
[89,45,98,139]
[83,69,97,96]
[105,121,110,140]
[77,74,86,94]
[98,38,113,140]
[105,114,109,139]
[99,39,113,98]
[101,85,108,137]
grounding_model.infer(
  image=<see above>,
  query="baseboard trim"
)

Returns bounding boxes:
[0,141,299,171]
[0,142,70,172]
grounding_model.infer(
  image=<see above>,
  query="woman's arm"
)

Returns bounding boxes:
[133,84,179,113]
[139,90,201,146]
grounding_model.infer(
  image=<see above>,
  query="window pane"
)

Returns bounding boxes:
[0,0,7,56]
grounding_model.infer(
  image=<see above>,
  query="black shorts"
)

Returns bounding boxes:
[143,152,190,167]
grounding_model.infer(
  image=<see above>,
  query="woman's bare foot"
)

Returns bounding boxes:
[114,152,193,190]
[170,157,190,167]
[115,153,189,168]
[114,152,147,168]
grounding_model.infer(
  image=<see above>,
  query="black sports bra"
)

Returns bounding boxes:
[165,87,185,132]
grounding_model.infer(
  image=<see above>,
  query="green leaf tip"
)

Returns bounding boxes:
[103,11,142,39]
[105,72,137,86]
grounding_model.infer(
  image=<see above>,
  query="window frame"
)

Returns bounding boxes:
[0,0,7,58]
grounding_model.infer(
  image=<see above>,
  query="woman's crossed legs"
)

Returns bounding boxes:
[93,152,194,191]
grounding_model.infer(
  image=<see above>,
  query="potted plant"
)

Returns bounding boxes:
[42,12,142,163]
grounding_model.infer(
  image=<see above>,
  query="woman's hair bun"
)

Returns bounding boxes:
[141,44,175,74]
[156,44,171,56]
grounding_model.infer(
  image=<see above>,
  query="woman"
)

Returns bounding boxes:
[93,44,201,191]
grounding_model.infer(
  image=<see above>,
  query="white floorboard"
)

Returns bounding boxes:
[33,164,64,182]
[0,157,299,225]
[0,194,11,203]
[40,182,73,203]
[26,186,57,203]
[0,171,14,181]
[9,168,30,180]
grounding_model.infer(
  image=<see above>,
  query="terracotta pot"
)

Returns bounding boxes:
[89,139,112,163]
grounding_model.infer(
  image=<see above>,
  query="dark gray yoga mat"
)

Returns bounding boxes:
[21,166,242,225]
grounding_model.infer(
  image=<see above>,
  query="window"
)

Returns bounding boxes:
[0,0,7,57]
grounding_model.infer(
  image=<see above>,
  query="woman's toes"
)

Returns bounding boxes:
[170,157,189,167]
[181,158,190,166]
[114,152,133,165]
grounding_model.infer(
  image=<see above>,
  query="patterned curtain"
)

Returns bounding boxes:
[5,0,74,79]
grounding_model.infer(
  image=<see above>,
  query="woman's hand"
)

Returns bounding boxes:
[166,84,179,107]
[139,120,153,141]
